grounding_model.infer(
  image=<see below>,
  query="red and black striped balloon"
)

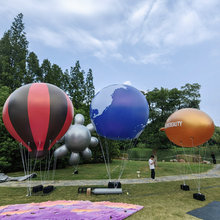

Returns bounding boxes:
[2,83,74,158]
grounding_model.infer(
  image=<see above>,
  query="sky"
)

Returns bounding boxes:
[0,0,220,126]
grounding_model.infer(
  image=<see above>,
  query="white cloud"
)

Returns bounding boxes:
[28,27,67,48]
[56,0,117,16]
[1,0,220,65]
[123,81,132,85]
[122,0,220,64]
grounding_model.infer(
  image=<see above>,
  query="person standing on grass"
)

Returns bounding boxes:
[149,155,156,180]
[211,152,216,164]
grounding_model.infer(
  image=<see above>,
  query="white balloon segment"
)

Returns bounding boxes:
[74,114,85,125]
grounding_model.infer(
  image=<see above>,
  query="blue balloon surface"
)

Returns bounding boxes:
[90,84,149,140]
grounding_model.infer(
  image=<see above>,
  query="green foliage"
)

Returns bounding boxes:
[90,138,121,163]
[128,148,153,160]
[25,52,41,84]
[210,126,220,145]
[85,68,95,106]
[0,31,13,88]
[60,69,70,93]
[180,83,201,108]
[0,13,28,90]
[69,61,86,109]
[128,146,220,162]
[0,86,23,172]
[41,59,52,82]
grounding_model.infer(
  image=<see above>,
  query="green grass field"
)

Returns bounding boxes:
[0,178,220,219]
[1,160,219,219]
[7,160,214,180]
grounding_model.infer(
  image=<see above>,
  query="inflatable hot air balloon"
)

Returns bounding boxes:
[162,108,215,147]
[2,83,74,158]
[90,84,149,140]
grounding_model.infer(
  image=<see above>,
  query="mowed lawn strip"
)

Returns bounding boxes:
[0,178,220,219]
[6,160,214,180]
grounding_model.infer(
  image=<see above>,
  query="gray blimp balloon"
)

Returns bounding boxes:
[65,124,91,153]
[69,152,80,165]
[74,114,85,125]
[54,145,68,158]
[81,147,92,160]
[90,137,99,147]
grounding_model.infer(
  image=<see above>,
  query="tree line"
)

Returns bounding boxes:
[0,14,219,172]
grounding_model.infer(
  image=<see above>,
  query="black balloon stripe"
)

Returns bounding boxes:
[44,84,68,150]
[8,84,37,151]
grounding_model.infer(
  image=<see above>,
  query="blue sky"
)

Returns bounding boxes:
[0,0,220,125]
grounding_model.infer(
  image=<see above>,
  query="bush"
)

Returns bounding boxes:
[128,148,153,161]
[0,157,11,172]
[128,145,220,162]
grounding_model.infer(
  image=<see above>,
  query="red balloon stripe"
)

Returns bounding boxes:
[28,83,50,151]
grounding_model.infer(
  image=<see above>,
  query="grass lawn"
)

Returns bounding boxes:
[6,160,214,180]
[0,161,218,219]
[0,178,220,219]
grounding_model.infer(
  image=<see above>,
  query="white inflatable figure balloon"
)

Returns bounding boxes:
[81,148,92,160]
[65,124,91,152]
[74,113,85,125]
[54,114,98,166]
[69,152,80,165]
[54,145,68,158]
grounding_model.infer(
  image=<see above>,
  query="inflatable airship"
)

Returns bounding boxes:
[160,108,215,147]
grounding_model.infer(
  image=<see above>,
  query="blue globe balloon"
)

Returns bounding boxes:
[90,84,149,140]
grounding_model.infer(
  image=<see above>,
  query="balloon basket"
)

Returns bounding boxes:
[43,185,55,194]
[193,193,206,201]
[180,184,190,191]
[32,185,43,193]
[30,185,55,195]
[108,181,121,188]
[73,170,79,174]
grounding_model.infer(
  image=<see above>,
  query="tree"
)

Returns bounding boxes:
[69,61,86,109]
[50,64,63,88]
[180,83,201,109]
[0,13,28,90]
[40,59,52,83]
[25,51,41,84]
[210,126,220,146]
[60,69,70,94]
[0,31,13,88]
[41,61,64,87]
[85,68,95,106]
[10,13,28,89]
